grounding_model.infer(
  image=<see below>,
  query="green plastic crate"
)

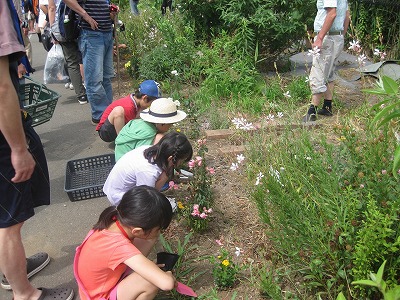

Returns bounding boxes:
[19,77,60,127]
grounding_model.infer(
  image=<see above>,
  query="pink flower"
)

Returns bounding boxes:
[381,169,387,175]
[215,239,223,246]
[360,184,365,188]
[193,204,199,210]
[199,212,207,219]
[168,181,179,190]
[188,160,195,169]
[197,139,207,146]
[207,167,215,174]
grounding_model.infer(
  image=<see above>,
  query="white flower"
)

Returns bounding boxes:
[230,163,239,171]
[255,172,264,185]
[305,76,310,83]
[163,44,168,48]
[231,118,254,130]
[171,70,178,76]
[284,91,291,98]
[306,156,312,160]
[357,54,367,66]
[277,112,284,118]
[235,247,242,257]
[307,46,320,58]
[173,100,181,107]
[348,40,361,52]
[373,49,381,56]
[236,154,245,164]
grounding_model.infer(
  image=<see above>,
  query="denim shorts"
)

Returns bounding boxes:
[0,114,50,228]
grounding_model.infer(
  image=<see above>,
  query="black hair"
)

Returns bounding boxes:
[134,91,158,102]
[93,186,173,232]
[143,131,193,177]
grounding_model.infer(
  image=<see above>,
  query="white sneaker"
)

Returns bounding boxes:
[69,83,74,90]
[166,197,177,213]
[65,82,70,89]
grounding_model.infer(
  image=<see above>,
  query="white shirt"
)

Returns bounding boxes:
[103,145,163,206]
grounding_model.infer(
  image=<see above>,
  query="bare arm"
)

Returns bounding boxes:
[62,0,98,30]
[0,57,35,183]
[124,254,176,291]
[313,7,337,49]
[48,0,55,25]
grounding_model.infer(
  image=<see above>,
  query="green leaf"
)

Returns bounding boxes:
[392,146,400,177]
[336,292,347,300]
[371,102,400,128]
[352,279,379,287]
[382,75,399,95]
[376,260,387,284]
[375,111,400,128]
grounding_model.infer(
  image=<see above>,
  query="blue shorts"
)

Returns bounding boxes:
[0,113,50,228]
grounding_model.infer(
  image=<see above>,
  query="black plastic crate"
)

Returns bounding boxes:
[19,77,60,127]
[64,154,115,202]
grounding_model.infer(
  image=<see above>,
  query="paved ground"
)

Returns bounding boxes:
[1,35,113,300]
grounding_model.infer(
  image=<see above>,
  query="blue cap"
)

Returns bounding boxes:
[139,80,161,98]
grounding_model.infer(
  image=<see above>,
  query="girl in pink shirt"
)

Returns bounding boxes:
[74,186,176,300]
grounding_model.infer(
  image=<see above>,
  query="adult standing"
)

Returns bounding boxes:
[0,1,74,299]
[303,0,350,122]
[63,0,116,125]
[48,0,88,104]
[130,0,139,15]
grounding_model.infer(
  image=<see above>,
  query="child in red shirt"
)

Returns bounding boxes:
[96,80,161,142]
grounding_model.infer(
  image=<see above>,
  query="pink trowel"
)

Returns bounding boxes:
[176,281,197,297]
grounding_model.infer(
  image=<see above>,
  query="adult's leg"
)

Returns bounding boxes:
[0,223,41,300]
[22,33,33,66]
[79,30,112,121]
[60,41,86,98]
[103,31,114,104]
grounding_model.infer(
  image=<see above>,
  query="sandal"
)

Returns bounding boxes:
[37,287,74,300]
[1,252,50,290]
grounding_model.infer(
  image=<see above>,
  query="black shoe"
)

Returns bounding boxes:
[91,118,100,126]
[302,113,317,123]
[78,95,88,105]
[317,107,333,116]
[1,252,50,290]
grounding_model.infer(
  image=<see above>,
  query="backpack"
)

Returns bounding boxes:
[51,1,81,42]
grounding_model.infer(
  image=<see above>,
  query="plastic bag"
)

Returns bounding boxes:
[43,44,69,84]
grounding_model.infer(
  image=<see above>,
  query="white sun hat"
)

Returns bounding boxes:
[140,98,187,124]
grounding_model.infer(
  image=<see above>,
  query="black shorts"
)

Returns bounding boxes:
[98,118,117,142]
[0,114,50,228]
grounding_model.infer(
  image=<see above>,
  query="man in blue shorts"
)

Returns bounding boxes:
[0,1,74,299]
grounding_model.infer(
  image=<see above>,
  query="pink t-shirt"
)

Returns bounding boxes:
[76,230,141,300]
[96,94,138,130]
[0,1,25,62]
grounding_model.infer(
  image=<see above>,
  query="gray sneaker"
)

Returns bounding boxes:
[1,252,50,290]
[37,287,74,300]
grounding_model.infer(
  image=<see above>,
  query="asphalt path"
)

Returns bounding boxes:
[1,35,113,299]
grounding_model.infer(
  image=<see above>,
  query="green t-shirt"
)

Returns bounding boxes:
[114,119,157,161]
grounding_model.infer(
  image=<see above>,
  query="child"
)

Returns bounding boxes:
[74,186,176,300]
[103,131,193,206]
[96,80,161,142]
[114,97,187,161]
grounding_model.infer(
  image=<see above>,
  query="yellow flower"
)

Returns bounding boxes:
[177,201,184,209]
[222,259,230,267]
[176,128,181,132]
[124,61,131,69]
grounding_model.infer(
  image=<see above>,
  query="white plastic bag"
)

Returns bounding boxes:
[43,44,69,84]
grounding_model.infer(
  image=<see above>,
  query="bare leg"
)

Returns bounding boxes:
[0,223,41,300]
[117,272,158,300]
[108,106,126,135]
